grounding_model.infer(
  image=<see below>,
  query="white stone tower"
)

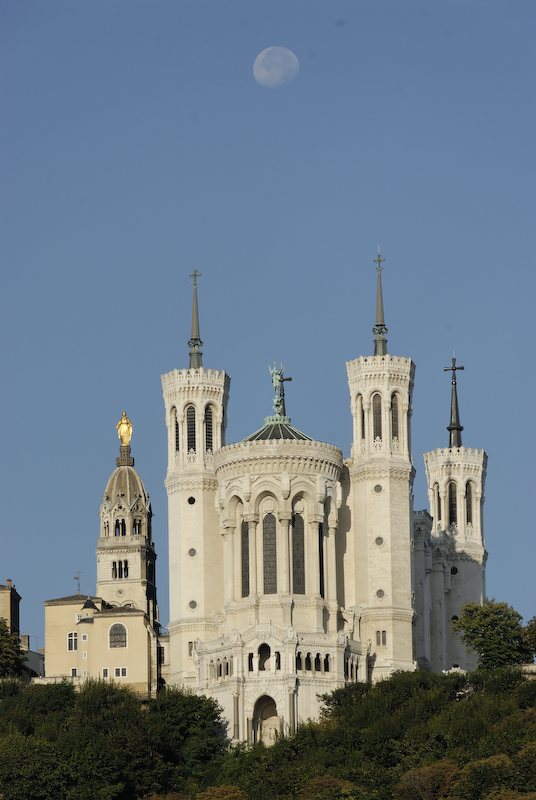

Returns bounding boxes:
[161,272,230,686]
[97,415,159,624]
[419,358,487,672]
[345,252,416,679]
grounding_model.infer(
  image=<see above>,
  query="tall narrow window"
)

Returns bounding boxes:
[118,561,123,579]
[263,513,277,594]
[121,519,126,536]
[241,520,249,598]
[112,561,117,579]
[391,393,399,440]
[434,483,441,521]
[123,560,128,578]
[109,623,127,648]
[171,407,179,452]
[187,405,196,452]
[318,523,325,599]
[466,482,472,524]
[292,514,305,594]
[68,632,77,651]
[205,405,213,452]
[115,520,120,537]
[448,482,457,526]
[373,393,382,440]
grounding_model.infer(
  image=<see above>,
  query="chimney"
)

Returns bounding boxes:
[6,579,12,588]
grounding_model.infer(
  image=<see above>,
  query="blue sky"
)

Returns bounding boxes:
[2,1,535,648]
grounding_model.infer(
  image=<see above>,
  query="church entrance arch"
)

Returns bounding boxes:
[253,694,280,745]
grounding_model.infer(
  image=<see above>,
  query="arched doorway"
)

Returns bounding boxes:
[253,694,279,745]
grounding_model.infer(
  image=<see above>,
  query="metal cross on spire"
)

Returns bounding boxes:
[188,271,203,369]
[372,248,388,356]
[444,356,464,448]
[190,269,201,286]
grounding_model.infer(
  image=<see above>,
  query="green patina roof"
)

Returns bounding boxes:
[242,414,312,442]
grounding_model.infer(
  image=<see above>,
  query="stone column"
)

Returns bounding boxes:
[279,514,291,594]
[233,692,240,741]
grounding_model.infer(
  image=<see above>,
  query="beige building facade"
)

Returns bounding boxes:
[43,431,165,698]
[161,262,487,742]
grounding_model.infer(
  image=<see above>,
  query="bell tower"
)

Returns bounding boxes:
[345,252,416,679]
[162,272,230,686]
[422,359,487,671]
[97,413,159,624]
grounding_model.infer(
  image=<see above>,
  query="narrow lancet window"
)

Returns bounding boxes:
[319,523,325,598]
[187,405,196,452]
[171,407,179,452]
[434,483,441,522]
[391,393,399,440]
[292,514,305,594]
[448,482,457,526]
[205,405,213,452]
[241,520,249,598]
[466,482,472,524]
[373,393,382,440]
[263,513,277,594]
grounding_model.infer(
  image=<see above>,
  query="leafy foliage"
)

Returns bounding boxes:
[0,617,26,678]
[451,600,533,670]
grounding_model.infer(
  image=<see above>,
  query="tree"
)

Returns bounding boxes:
[523,616,536,661]
[451,600,532,670]
[0,617,25,678]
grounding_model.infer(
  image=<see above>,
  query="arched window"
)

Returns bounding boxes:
[292,514,305,594]
[123,560,128,578]
[373,393,382,440]
[466,482,473,524]
[112,561,117,579]
[258,643,270,671]
[448,482,457,526]
[241,520,249,598]
[67,632,77,651]
[186,405,196,452]
[115,520,120,537]
[324,654,330,673]
[171,407,179,452]
[314,653,321,672]
[434,483,441,521]
[356,394,365,440]
[109,623,127,648]
[391,393,399,440]
[319,523,325,598]
[305,653,312,671]
[263,513,277,594]
[205,405,213,453]
[118,561,123,579]
[133,519,141,535]
[120,519,126,536]
[296,652,302,671]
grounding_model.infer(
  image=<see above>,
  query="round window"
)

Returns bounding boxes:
[188,548,197,557]
[375,537,384,546]
[451,567,458,575]
[376,589,385,599]
[374,485,382,494]
[189,600,197,609]
[188,496,196,505]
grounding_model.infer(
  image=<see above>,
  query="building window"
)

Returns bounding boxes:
[258,643,270,671]
[112,561,117,579]
[83,651,87,659]
[75,613,82,623]
[241,520,249,598]
[68,632,77,651]
[391,393,399,440]
[71,668,77,677]
[123,560,128,578]
[319,523,325,598]
[205,405,213,452]
[292,514,305,594]
[187,405,196,452]
[324,654,330,672]
[102,668,108,678]
[448,482,457,526]
[171,406,179,452]
[188,641,193,657]
[115,520,120,537]
[121,667,127,677]
[466,482,473,524]
[82,634,88,642]
[118,561,123,579]
[434,483,441,521]
[263,513,277,594]
[376,630,387,646]
[373,393,382,440]
[133,519,141,535]
[109,623,127,648]
[115,668,120,677]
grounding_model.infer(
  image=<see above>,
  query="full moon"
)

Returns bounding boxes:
[253,47,299,88]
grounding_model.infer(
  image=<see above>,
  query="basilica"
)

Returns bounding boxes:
[43,255,487,744]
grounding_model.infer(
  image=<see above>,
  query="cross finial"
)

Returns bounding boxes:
[374,247,385,274]
[73,571,81,595]
[444,356,464,383]
[190,269,201,287]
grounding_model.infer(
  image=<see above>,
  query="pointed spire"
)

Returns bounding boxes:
[188,270,203,369]
[372,248,388,356]
[444,356,464,448]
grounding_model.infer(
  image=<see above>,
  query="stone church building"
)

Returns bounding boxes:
[43,254,487,743]
[160,257,487,742]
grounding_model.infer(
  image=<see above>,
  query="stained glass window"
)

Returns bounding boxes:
[187,405,196,452]
[109,624,127,648]
[449,482,457,525]
[373,393,382,439]
[391,393,399,440]
[466,482,472,524]
[241,520,249,598]
[292,514,305,594]
[263,513,277,594]
[205,405,213,452]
